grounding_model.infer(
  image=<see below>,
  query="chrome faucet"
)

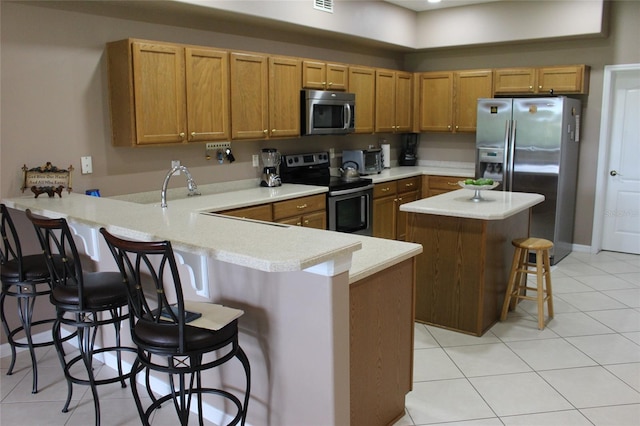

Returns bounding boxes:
[160,165,201,208]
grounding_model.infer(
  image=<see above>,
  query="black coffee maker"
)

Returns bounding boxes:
[399,133,419,166]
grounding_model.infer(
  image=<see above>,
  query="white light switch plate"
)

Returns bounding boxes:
[81,156,92,174]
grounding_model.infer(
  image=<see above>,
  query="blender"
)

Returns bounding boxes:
[260,148,282,187]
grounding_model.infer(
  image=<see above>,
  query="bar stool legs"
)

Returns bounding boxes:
[501,237,554,329]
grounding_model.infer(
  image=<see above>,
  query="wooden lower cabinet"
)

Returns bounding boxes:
[423,175,463,197]
[219,194,326,229]
[350,258,415,426]
[373,177,421,240]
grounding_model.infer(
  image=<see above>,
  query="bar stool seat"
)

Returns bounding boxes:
[0,204,64,394]
[501,237,554,329]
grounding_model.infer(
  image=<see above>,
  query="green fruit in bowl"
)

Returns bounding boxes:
[464,178,475,185]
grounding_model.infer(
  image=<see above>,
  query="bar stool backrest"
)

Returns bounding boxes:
[25,210,85,309]
[100,228,189,353]
[0,204,25,279]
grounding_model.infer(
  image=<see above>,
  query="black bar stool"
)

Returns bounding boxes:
[26,210,138,426]
[0,204,65,393]
[100,228,251,426]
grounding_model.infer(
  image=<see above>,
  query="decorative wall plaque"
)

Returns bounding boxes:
[21,163,74,198]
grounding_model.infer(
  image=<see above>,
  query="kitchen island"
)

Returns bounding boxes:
[400,188,544,336]
[3,188,421,426]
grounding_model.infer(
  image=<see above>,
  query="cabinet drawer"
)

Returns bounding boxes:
[397,177,420,194]
[273,194,326,220]
[373,181,398,198]
[220,204,272,221]
[428,175,461,191]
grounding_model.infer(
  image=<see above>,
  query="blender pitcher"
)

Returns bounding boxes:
[260,148,282,187]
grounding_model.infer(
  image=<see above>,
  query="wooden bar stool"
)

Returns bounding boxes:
[501,237,554,329]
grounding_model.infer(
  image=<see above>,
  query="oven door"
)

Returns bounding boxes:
[327,185,373,236]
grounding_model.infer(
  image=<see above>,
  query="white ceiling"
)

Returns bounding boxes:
[383,0,503,12]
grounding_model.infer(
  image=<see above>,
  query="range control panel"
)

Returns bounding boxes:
[282,152,330,169]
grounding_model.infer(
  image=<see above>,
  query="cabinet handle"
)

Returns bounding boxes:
[447,125,451,130]
[322,81,327,85]
[539,85,543,89]
[447,181,458,186]
[263,129,268,134]
[381,187,390,192]
[179,132,185,138]
[296,221,302,226]
[304,219,309,225]
[272,129,276,133]
[191,132,196,137]
[327,82,332,87]
[297,203,308,209]
[397,197,403,201]
[405,183,414,188]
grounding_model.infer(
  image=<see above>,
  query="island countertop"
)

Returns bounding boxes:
[400,188,545,220]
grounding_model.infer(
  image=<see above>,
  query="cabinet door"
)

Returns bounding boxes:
[396,190,418,241]
[185,48,230,142]
[454,69,493,133]
[302,211,327,230]
[373,195,397,239]
[132,41,186,145]
[349,66,376,134]
[230,52,269,140]
[537,65,587,94]
[302,60,326,90]
[326,63,348,91]
[375,70,396,133]
[395,72,413,132]
[269,56,301,138]
[493,68,536,94]
[427,175,462,197]
[418,72,453,132]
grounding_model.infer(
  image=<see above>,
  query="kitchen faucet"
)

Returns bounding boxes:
[160,165,201,208]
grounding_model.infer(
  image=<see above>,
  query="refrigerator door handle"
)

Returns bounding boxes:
[507,119,517,191]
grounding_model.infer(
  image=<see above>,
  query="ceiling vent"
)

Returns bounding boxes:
[314,0,334,13]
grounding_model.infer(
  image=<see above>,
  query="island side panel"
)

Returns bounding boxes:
[481,210,530,334]
[407,210,530,336]
[349,258,415,426]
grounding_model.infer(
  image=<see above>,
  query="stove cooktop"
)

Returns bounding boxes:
[280,152,372,191]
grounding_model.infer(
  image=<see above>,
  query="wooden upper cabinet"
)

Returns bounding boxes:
[375,70,413,133]
[537,65,589,94]
[494,65,589,95]
[493,68,536,94]
[454,69,493,132]
[230,52,269,140]
[418,71,453,132]
[418,69,491,133]
[302,60,348,91]
[269,56,301,138]
[185,48,230,142]
[107,39,231,147]
[349,66,376,134]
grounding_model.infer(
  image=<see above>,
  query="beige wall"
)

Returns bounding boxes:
[1,1,639,249]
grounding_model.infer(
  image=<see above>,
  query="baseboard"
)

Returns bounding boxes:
[572,243,591,253]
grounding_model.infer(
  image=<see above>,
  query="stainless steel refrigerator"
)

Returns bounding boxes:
[476,97,582,264]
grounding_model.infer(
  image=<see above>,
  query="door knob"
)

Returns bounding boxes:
[610,170,618,176]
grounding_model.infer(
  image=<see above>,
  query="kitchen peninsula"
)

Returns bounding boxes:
[401,188,544,336]
[3,187,422,426]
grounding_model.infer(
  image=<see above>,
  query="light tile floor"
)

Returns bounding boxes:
[1,250,639,425]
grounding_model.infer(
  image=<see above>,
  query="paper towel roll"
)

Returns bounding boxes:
[381,144,391,168]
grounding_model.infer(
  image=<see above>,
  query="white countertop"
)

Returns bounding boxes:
[3,188,422,283]
[400,188,544,220]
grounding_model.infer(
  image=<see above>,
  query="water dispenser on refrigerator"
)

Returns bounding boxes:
[476,148,504,185]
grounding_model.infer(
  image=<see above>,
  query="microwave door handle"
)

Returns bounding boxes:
[344,103,352,129]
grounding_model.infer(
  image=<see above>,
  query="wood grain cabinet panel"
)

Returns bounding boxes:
[349,66,376,134]
[230,52,269,140]
[268,56,301,138]
[219,204,272,222]
[302,60,348,91]
[375,70,413,133]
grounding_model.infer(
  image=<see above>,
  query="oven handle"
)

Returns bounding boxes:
[328,184,374,197]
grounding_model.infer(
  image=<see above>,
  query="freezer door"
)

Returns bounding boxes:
[476,98,512,150]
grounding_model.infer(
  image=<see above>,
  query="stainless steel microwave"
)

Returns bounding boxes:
[301,90,355,135]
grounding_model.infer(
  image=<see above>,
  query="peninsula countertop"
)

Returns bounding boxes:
[3,190,422,283]
[400,188,545,220]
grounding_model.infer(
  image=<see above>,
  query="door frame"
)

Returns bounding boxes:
[591,63,640,254]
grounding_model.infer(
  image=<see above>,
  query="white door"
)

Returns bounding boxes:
[598,65,640,254]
